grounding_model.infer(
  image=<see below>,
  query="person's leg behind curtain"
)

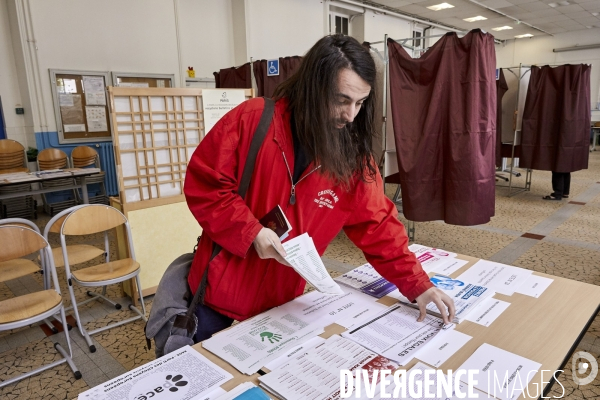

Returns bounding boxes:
[563,172,571,198]
[551,172,564,199]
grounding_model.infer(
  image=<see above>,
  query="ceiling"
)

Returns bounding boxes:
[366,0,600,40]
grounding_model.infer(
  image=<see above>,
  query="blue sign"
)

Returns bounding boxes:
[267,59,279,77]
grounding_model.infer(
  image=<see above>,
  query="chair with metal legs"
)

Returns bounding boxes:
[0,225,81,388]
[0,217,66,334]
[59,204,147,352]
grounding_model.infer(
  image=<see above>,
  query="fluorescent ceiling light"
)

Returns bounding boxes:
[515,33,534,38]
[427,3,454,11]
[492,26,513,31]
[463,16,487,22]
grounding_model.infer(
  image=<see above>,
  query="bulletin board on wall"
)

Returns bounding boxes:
[49,69,112,144]
[111,72,175,88]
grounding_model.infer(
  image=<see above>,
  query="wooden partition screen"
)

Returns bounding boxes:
[108,87,254,296]
[108,87,254,213]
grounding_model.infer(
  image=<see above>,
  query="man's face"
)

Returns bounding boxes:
[332,68,371,129]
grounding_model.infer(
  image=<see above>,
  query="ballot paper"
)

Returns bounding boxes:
[334,263,398,298]
[258,335,397,400]
[368,361,470,400]
[455,260,532,296]
[514,274,553,298]
[335,300,391,330]
[435,258,470,276]
[415,328,472,368]
[342,305,448,365]
[215,383,270,400]
[281,233,344,295]
[77,346,232,400]
[457,343,541,400]
[392,275,494,323]
[263,336,326,371]
[203,289,377,375]
[409,244,458,274]
[464,298,511,327]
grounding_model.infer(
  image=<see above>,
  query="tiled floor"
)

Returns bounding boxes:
[1,151,600,399]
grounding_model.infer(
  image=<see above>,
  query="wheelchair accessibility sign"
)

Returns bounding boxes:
[267,59,279,76]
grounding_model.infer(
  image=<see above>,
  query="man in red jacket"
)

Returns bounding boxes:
[184,34,455,342]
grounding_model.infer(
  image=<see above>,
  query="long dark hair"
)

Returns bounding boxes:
[273,34,378,187]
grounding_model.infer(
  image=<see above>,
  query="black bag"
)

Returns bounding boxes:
[145,98,275,357]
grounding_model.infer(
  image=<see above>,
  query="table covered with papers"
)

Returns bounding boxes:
[79,246,600,400]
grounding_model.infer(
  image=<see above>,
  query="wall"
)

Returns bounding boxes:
[363,9,412,52]
[495,28,600,119]
[178,0,236,81]
[245,0,325,60]
[0,0,28,146]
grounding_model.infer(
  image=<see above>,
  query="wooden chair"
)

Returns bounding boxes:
[0,139,28,173]
[0,225,81,388]
[42,205,105,290]
[71,146,108,205]
[60,204,147,352]
[0,218,70,334]
[0,140,36,219]
[37,148,78,216]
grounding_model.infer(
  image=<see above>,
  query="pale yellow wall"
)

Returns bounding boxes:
[127,201,202,292]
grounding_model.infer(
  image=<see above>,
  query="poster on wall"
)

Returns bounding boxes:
[85,106,107,132]
[60,94,85,129]
[201,89,246,134]
[82,75,107,106]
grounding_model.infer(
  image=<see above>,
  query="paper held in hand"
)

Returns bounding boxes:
[277,233,344,295]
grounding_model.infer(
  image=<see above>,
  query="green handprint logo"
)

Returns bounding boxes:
[260,331,283,343]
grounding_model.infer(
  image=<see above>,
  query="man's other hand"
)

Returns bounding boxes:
[415,287,455,325]
[253,228,292,267]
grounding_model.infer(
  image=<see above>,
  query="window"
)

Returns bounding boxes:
[330,13,350,35]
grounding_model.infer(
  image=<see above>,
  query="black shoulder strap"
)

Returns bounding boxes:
[181,98,275,326]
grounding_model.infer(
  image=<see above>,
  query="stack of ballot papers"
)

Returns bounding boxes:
[409,244,470,275]
[341,305,451,365]
[215,383,271,400]
[457,343,541,400]
[258,335,398,400]
[77,346,232,400]
[390,274,494,323]
[203,289,386,374]
[334,263,398,298]
[280,233,344,295]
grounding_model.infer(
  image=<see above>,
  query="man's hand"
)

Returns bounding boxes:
[415,287,455,325]
[253,227,292,267]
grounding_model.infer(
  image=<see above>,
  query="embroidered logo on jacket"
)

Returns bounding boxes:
[314,189,339,209]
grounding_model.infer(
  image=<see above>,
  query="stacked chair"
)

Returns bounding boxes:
[71,146,108,205]
[37,148,78,216]
[0,222,81,388]
[0,139,37,219]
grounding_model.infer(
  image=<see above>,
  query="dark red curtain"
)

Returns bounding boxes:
[252,56,302,97]
[387,29,496,226]
[496,69,509,167]
[213,63,252,89]
[520,65,590,172]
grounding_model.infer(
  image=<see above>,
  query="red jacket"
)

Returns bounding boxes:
[184,97,433,321]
